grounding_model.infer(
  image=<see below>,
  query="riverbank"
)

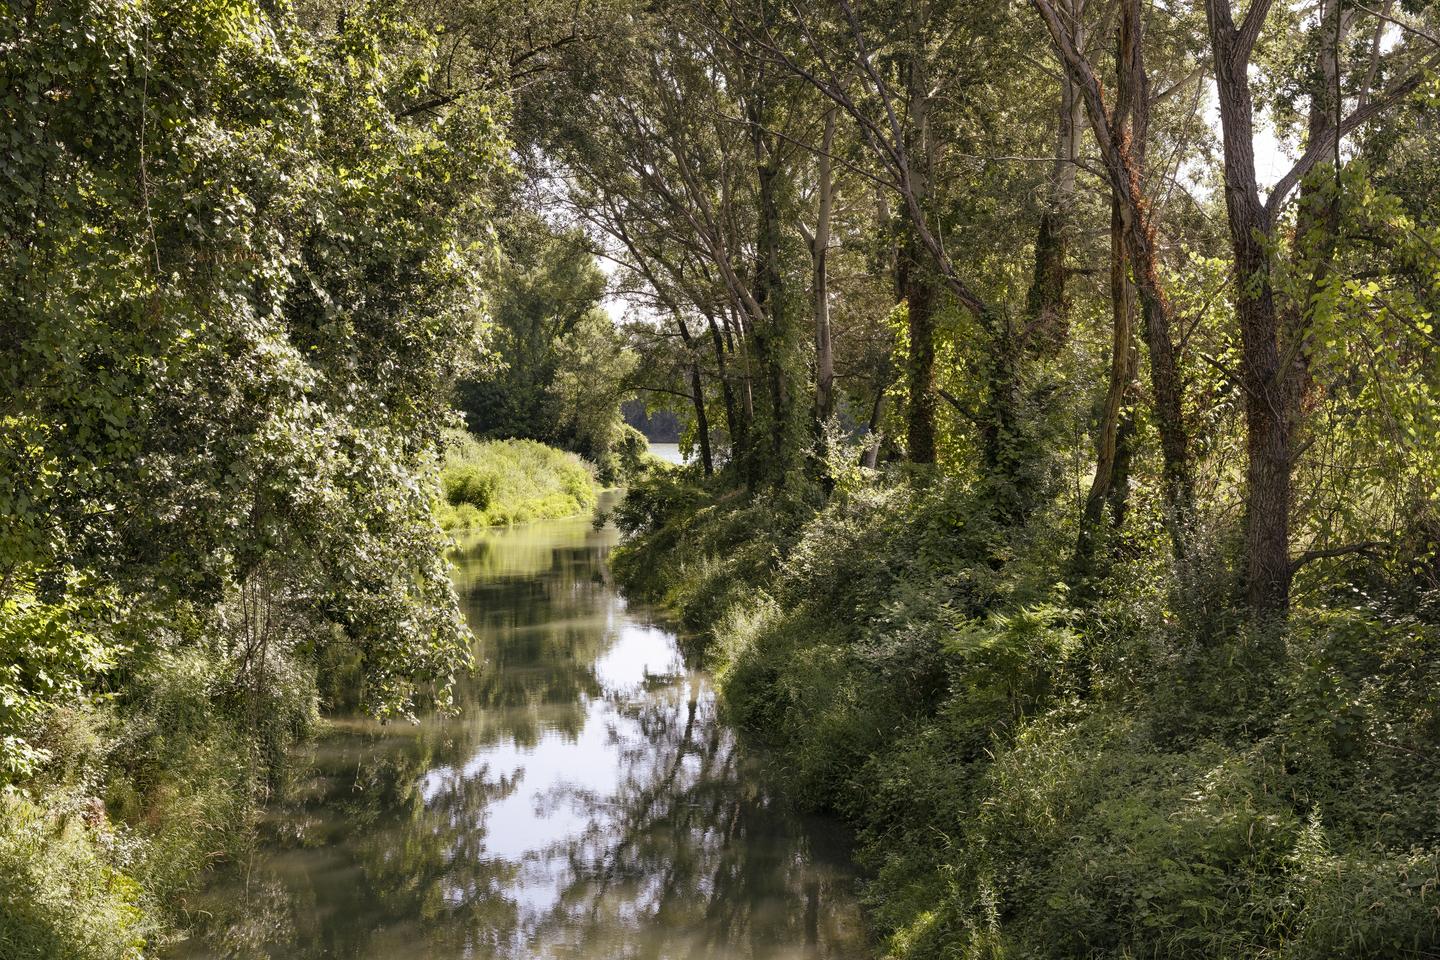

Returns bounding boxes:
[436,430,603,530]
[168,494,866,958]
[610,469,1440,960]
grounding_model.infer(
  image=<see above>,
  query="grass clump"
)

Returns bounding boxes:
[611,468,1440,959]
[0,792,153,960]
[435,429,600,530]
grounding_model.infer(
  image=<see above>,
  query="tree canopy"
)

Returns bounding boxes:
[4,0,1440,955]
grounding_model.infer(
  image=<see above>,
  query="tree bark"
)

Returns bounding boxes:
[1076,0,1144,571]
[899,227,938,465]
[1077,195,1141,570]
[812,108,837,424]
[1205,0,1291,612]
[747,79,797,480]
[1033,0,1195,557]
[702,307,741,464]
[675,314,714,476]
[901,6,937,465]
[1026,2,1084,357]
[862,379,887,469]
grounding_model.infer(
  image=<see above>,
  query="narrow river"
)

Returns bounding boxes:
[173,491,866,959]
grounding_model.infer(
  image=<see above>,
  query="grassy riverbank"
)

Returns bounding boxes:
[1,619,319,958]
[0,434,599,958]
[436,430,602,531]
[611,468,1440,960]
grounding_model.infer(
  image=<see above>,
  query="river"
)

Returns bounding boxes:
[170,491,866,959]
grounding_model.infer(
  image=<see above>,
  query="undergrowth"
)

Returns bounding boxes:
[435,429,600,530]
[1,639,315,958]
[611,467,1440,959]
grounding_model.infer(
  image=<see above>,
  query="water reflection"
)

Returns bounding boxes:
[173,499,866,959]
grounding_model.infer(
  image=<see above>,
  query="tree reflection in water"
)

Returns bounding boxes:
[173,499,865,960]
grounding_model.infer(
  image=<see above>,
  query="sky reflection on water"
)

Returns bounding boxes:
[171,498,866,960]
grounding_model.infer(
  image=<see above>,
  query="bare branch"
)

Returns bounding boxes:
[1290,541,1387,573]
[1265,53,1439,222]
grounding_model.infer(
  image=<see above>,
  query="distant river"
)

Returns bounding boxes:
[647,441,687,465]
[170,491,866,959]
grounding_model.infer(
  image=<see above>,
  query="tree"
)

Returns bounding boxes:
[1203,0,1438,612]
[1,0,508,747]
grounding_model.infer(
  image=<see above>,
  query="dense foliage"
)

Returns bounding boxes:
[454,214,643,481]
[586,0,1440,956]
[436,429,606,530]
[614,467,1440,958]
[1,0,510,950]
[5,0,1440,954]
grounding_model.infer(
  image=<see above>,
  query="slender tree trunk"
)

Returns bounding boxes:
[1206,1,1291,612]
[729,305,756,430]
[901,3,938,465]
[899,229,937,464]
[1286,2,1348,465]
[1035,0,1196,558]
[812,109,836,424]
[719,302,758,486]
[702,307,740,464]
[688,360,713,476]
[1109,387,1138,531]
[675,314,714,476]
[1026,4,1084,356]
[862,382,886,468]
[755,155,788,469]
[1076,0,1143,571]
[748,87,795,479]
[1077,196,1140,569]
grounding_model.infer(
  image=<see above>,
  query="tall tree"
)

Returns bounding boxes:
[1203,0,1438,612]
[1033,0,1197,558]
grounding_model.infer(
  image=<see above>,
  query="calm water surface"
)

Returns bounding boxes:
[172,494,865,959]
[646,442,687,465]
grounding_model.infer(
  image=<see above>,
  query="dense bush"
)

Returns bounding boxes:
[0,793,153,960]
[1,0,502,950]
[435,429,599,530]
[612,469,1440,959]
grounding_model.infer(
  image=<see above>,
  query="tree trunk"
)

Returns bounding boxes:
[901,13,937,465]
[862,381,886,469]
[1077,195,1140,570]
[1076,0,1143,571]
[749,91,795,479]
[1285,1,1348,480]
[1034,0,1195,557]
[813,109,836,424]
[1026,6,1084,356]
[702,307,740,464]
[899,229,937,464]
[1206,1,1291,612]
[675,314,714,476]
[688,359,713,476]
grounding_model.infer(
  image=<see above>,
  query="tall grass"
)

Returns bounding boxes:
[436,429,599,530]
[610,469,1440,960]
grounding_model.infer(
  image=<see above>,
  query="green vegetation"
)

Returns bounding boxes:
[454,215,644,483]
[7,0,1440,954]
[436,430,604,530]
[614,469,1440,959]
[1,0,508,950]
[575,4,1440,951]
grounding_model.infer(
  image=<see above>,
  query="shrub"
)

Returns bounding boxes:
[442,465,499,509]
[435,429,599,531]
[609,470,1440,960]
[0,792,154,960]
